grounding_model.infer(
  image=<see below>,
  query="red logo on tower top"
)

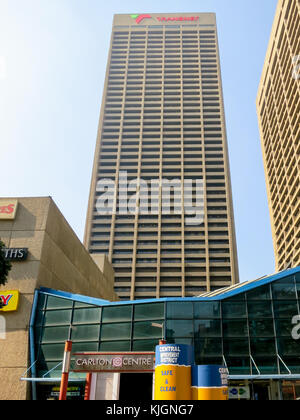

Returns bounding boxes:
[131,14,200,25]
[131,14,152,24]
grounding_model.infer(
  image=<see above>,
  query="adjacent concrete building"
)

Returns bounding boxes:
[0,197,117,400]
[257,0,300,272]
[85,13,239,301]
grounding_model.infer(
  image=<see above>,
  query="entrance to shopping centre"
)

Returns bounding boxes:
[119,373,154,401]
[252,382,270,400]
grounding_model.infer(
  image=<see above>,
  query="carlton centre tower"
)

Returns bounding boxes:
[85,13,239,301]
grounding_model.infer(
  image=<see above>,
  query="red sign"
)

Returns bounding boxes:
[132,14,200,25]
[0,294,13,306]
[0,204,15,215]
[0,200,18,220]
[157,16,199,22]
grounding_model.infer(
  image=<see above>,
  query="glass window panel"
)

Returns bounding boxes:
[74,302,97,309]
[222,301,247,319]
[167,302,193,319]
[40,343,65,361]
[46,296,73,310]
[100,341,131,351]
[247,301,273,318]
[195,338,222,357]
[102,306,132,323]
[247,285,271,300]
[223,320,248,337]
[194,301,220,318]
[134,321,163,339]
[37,293,47,311]
[42,326,69,343]
[273,301,299,318]
[223,293,245,302]
[296,274,300,295]
[280,358,300,374]
[101,323,131,341]
[73,308,101,324]
[34,327,43,344]
[275,319,295,337]
[167,337,194,346]
[254,357,278,374]
[166,319,193,338]
[249,319,274,337]
[71,325,100,342]
[35,309,45,327]
[132,339,158,352]
[223,338,249,356]
[277,338,300,357]
[71,342,99,353]
[226,357,251,375]
[134,303,164,321]
[44,310,72,326]
[272,281,296,300]
[194,320,221,337]
[250,338,276,356]
[195,357,223,366]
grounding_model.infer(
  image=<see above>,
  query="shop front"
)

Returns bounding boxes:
[26,267,300,400]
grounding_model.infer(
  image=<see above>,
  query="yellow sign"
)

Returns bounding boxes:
[0,200,18,220]
[0,291,20,312]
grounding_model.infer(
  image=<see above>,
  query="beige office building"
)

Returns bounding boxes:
[257,0,299,272]
[85,13,239,301]
[0,197,117,400]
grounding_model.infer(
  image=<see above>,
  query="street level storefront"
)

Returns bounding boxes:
[26,266,300,400]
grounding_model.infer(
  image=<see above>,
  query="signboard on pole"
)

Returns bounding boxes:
[73,352,155,373]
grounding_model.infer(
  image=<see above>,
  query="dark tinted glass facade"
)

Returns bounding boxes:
[32,269,300,381]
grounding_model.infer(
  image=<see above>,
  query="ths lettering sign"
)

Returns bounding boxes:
[73,352,155,373]
[2,248,28,261]
[0,200,18,220]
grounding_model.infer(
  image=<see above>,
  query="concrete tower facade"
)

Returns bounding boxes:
[85,13,239,300]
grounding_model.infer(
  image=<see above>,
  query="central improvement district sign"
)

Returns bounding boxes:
[73,352,155,373]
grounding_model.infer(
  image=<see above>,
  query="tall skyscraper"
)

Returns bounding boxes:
[257,0,299,272]
[85,13,239,300]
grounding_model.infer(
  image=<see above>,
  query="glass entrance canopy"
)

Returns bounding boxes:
[30,267,300,381]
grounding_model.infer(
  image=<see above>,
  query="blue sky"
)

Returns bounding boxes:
[0,0,278,282]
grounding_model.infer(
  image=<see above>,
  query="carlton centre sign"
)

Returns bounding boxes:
[73,352,155,373]
[0,200,18,220]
